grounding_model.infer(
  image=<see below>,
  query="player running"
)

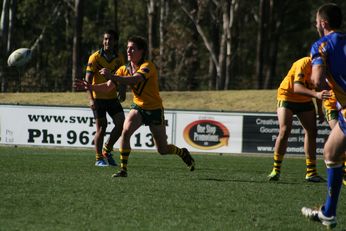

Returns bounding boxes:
[76,36,195,177]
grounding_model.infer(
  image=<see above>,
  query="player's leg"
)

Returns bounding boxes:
[321,123,346,217]
[145,107,195,171]
[325,110,345,186]
[94,117,108,166]
[268,105,293,180]
[112,109,143,177]
[93,99,108,167]
[102,99,125,166]
[323,104,346,185]
[149,124,195,171]
[102,111,124,166]
[297,110,324,182]
[302,122,346,229]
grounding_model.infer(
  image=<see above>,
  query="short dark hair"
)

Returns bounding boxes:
[128,36,148,59]
[318,3,343,29]
[104,29,119,41]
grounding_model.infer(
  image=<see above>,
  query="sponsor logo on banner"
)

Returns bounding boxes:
[183,120,229,150]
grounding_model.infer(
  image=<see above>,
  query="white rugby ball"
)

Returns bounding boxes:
[7,48,32,67]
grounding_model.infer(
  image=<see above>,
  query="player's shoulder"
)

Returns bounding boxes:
[312,35,331,49]
[141,60,157,69]
[88,49,102,60]
[140,60,157,73]
[295,57,311,67]
[116,64,128,74]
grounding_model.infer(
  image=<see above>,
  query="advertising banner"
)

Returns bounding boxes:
[0,105,174,150]
[174,111,243,153]
[242,114,330,155]
[0,105,332,155]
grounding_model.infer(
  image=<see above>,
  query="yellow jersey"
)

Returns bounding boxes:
[277,57,314,103]
[86,48,125,99]
[323,90,337,111]
[116,60,163,110]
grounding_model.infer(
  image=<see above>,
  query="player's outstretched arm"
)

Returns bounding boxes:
[99,68,144,85]
[74,79,115,93]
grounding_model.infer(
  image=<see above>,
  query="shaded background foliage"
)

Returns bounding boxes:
[0,0,345,92]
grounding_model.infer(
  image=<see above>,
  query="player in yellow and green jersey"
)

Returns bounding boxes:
[77,36,195,177]
[268,56,332,182]
[85,30,126,167]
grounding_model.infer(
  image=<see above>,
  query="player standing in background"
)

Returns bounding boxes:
[76,36,195,177]
[267,57,330,182]
[85,30,126,167]
[301,3,346,229]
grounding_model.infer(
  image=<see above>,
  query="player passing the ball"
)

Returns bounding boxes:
[267,56,330,182]
[301,3,346,229]
[76,36,195,177]
[84,30,126,167]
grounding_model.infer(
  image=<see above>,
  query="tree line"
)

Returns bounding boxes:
[0,0,345,92]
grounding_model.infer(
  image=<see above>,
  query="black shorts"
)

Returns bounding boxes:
[93,98,124,119]
[277,100,315,114]
[130,103,165,126]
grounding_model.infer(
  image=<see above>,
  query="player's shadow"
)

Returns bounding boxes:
[198,177,305,185]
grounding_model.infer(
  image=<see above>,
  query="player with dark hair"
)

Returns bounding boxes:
[301,3,346,229]
[76,36,195,176]
[85,29,126,167]
[267,57,329,182]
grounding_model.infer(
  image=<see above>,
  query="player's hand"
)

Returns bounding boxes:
[99,68,111,80]
[316,90,331,100]
[74,79,90,91]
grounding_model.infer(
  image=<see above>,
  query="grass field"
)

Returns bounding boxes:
[0,90,277,112]
[1,146,345,231]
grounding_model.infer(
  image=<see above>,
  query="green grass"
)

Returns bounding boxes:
[0,146,344,231]
[0,90,277,112]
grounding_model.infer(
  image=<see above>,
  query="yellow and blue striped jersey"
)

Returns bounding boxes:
[311,32,346,108]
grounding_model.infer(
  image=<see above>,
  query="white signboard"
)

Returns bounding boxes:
[0,105,174,150]
[174,111,243,153]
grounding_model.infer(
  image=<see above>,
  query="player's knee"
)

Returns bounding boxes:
[278,131,290,140]
[324,152,344,166]
[324,159,343,168]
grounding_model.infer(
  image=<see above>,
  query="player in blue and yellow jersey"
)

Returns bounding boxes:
[77,36,195,177]
[85,30,126,167]
[301,3,346,229]
[267,57,331,182]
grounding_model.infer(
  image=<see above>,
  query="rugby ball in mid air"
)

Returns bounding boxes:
[7,48,32,67]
